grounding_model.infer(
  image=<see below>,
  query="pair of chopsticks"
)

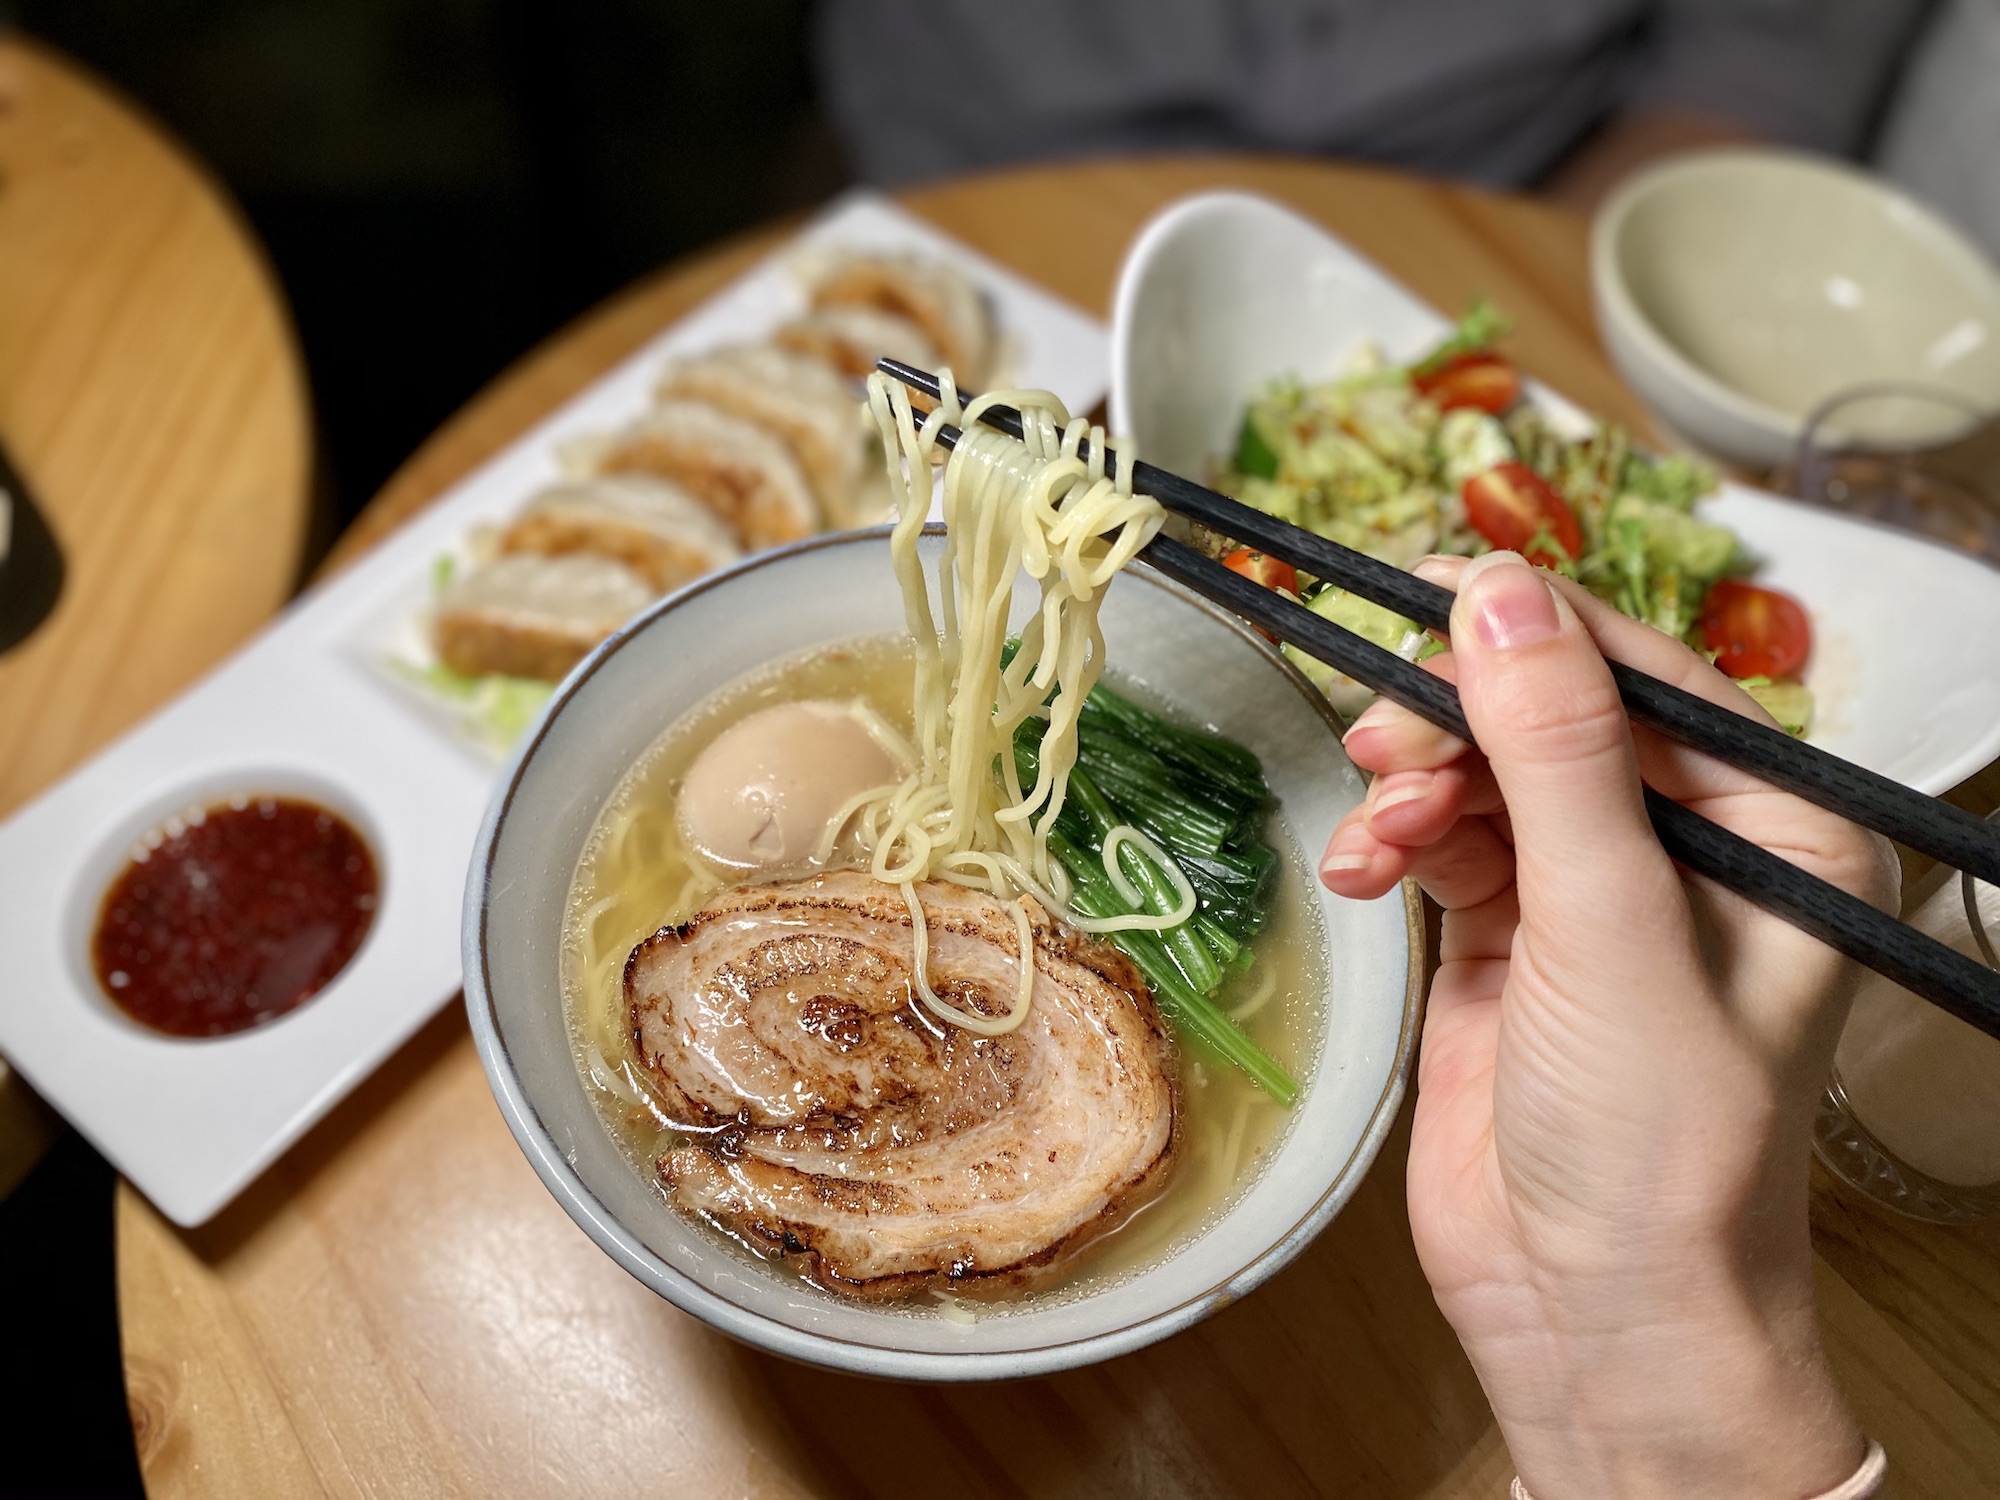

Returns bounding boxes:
[876,359,2000,1042]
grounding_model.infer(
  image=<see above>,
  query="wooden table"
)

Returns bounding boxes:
[115,158,2000,1499]
[0,37,311,1193]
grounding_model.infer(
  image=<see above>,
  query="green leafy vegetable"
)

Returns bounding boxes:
[1738,676,1814,737]
[389,659,552,753]
[1214,298,1811,725]
[1048,828,1296,1105]
[1412,298,1511,375]
[1008,669,1293,1102]
[1233,412,1281,480]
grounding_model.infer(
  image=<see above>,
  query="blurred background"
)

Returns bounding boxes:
[5,0,1994,552]
[3,1,1997,1494]
[6,0,846,549]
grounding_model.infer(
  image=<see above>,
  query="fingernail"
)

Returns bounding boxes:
[1341,700,1395,743]
[1412,554,1464,586]
[1319,829,1373,877]
[1371,776,1433,815]
[1460,552,1559,650]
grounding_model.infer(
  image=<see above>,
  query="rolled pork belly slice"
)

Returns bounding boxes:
[625,869,1179,1299]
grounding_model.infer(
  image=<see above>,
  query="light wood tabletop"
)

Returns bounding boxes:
[115,157,2000,1499]
[0,36,311,1194]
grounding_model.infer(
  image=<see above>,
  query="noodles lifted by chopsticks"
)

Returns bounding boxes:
[836,369,1176,1036]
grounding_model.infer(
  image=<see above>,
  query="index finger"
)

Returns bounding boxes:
[1413,553,1780,801]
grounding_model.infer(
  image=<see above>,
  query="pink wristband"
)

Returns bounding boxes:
[1509,1439,1886,1500]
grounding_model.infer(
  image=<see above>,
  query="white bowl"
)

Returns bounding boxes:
[1591,148,2000,467]
[464,527,1422,1381]
[1112,192,1455,477]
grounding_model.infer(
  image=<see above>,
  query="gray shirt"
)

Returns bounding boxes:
[817,0,1930,188]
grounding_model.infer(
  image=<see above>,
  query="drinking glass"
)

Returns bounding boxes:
[1788,383,2000,564]
[1814,807,2000,1222]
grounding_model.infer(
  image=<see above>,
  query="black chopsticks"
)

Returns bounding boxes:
[878,359,2000,1041]
[879,359,2000,887]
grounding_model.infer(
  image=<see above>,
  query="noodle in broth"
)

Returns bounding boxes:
[560,371,1331,1306]
[843,373,1187,1036]
[562,638,1325,1305]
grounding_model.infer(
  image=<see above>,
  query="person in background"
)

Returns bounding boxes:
[815,0,1932,209]
[1873,0,2000,261]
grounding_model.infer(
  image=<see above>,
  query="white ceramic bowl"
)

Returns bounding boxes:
[1591,148,2000,467]
[464,527,1422,1381]
[1112,192,1455,476]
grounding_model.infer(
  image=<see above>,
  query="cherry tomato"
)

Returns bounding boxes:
[1415,351,1521,415]
[1461,462,1583,567]
[1698,578,1812,679]
[1221,547,1299,595]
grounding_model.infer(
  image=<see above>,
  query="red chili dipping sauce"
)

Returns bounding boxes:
[91,796,378,1038]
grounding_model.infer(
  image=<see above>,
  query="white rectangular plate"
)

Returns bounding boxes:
[0,191,1110,1226]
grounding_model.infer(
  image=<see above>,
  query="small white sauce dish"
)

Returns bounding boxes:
[463,527,1422,1380]
[1591,148,2000,467]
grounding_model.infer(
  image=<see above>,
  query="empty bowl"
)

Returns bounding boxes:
[1592,148,2000,468]
[464,527,1423,1380]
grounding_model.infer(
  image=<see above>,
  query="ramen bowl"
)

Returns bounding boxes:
[464,527,1422,1380]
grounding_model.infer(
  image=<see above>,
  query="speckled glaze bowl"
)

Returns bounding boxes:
[464,526,1422,1380]
[1592,149,2000,467]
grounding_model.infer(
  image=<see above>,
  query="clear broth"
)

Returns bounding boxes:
[561,635,1327,1311]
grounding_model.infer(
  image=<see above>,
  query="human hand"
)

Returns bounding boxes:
[1319,551,1897,1498]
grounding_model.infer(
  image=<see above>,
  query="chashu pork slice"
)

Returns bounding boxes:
[591,399,820,551]
[653,343,867,529]
[625,870,1178,1299]
[497,474,741,592]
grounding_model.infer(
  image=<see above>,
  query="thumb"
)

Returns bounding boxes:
[1448,552,1683,958]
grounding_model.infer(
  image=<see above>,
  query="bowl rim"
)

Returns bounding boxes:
[1108,188,1316,442]
[462,523,1427,1381]
[1590,145,2000,439]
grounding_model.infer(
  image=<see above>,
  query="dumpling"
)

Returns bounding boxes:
[497,475,741,592]
[805,251,998,390]
[654,344,867,529]
[587,399,820,551]
[774,305,942,383]
[433,554,654,682]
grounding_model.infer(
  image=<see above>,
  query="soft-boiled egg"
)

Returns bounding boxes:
[677,700,898,873]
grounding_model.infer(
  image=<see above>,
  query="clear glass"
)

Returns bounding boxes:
[1814,807,2000,1223]
[1786,382,2000,565]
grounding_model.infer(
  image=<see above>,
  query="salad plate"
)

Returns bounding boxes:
[0,191,1110,1227]
[1111,191,2000,795]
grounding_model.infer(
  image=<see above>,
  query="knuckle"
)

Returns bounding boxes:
[1823,826,1902,913]
[1479,672,1629,767]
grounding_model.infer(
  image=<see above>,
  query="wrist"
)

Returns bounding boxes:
[1452,1270,1864,1499]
